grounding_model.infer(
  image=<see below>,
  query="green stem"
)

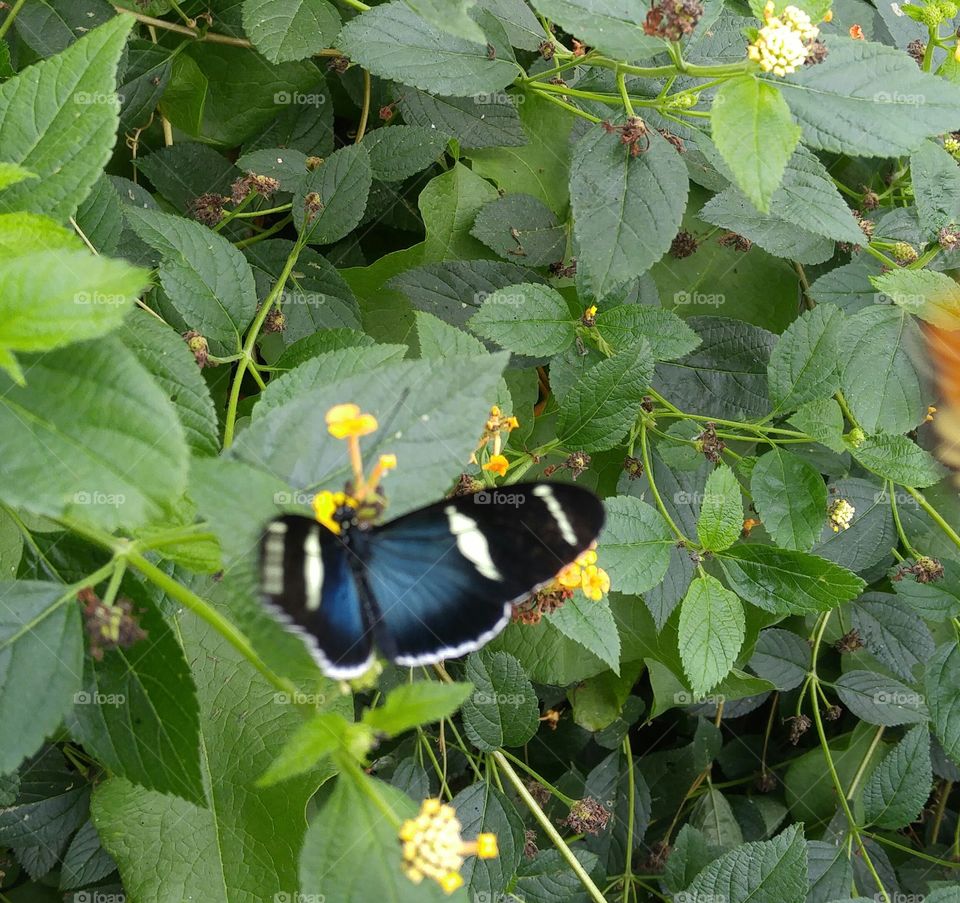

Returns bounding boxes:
[903,485,960,552]
[0,0,28,42]
[530,87,603,123]
[640,420,690,542]
[617,67,635,117]
[234,214,293,249]
[864,830,960,868]
[621,737,636,903]
[888,481,919,558]
[223,237,305,447]
[492,751,608,903]
[124,549,302,704]
[498,749,577,807]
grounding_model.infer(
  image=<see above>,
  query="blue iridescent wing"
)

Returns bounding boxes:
[360,482,605,667]
[258,515,374,679]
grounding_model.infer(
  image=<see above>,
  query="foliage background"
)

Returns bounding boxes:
[0,0,960,900]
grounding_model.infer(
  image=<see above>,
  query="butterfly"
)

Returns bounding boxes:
[258,483,605,678]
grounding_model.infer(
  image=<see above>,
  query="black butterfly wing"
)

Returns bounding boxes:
[359,483,605,667]
[258,515,375,679]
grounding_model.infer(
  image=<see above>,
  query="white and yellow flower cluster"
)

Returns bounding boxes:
[748,2,820,76]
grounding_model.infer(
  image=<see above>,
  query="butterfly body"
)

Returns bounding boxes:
[259,483,605,678]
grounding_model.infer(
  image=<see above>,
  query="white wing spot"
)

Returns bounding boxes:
[533,484,578,546]
[304,528,324,611]
[262,532,286,595]
[444,506,502,581]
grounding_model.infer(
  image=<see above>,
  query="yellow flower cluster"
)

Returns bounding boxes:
[312,404,396,530]
[399,798,498,893]
[747,2,819,76]
[828,498,856,532]
[556,548,611,601]
[472,405,520,477]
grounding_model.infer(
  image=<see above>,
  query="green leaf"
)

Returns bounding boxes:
[656,317,775,421]
[834,670,929,726]
[528,0,663,60]
[850,593,935,683]
[118,39,173,132]
[840,305,926,435]
[683,824,807,903]
[0,582,82,775]
[698,186,834,265]
[257,712,365,787]
[468,282,575,355]
[863,725,932,829]
[787,397,846,453]
[678,574,745,697]
[0,211,82,257]
[364,124,450,183]
[0,162,38,190]
[570,126,689,300]
[778,38,960,156]
[750,448,827,551]
[0,340,189,531]
[242,0,341,63]
[0,15,134,220]
[92,616,329,903]
[125,206,258,356]
[547,595,621,673]
[160,44,322,147]
[461,650,539,750]
[363,681,474,736]
[420,161,499,260]
[59,818,117,891]
[595,304,701,361]
[406,0,485,42]
[870,267,960,330]
[293,144,373,244]
[911,139,960,235]
[0,249,149,382]
[697,463,743,552]
[234,354,508,518]
[121,313,220,458]
[470,193,566,266]
[768,304,844,413]
[925,642,960,766]
[852,434,946,488]
[749,627,810,690]
[557,340,654,452]
[453,782,526,899]
[600,496,674,594]
[690,786,743,849]
[398,86,526,149]
[711,76,801,213]
[716,544,865,614]
[894,563,960,620]
[338,0,518,95]
[467,91,574,216]
[301,774,449,902]
[68,593,204,803]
